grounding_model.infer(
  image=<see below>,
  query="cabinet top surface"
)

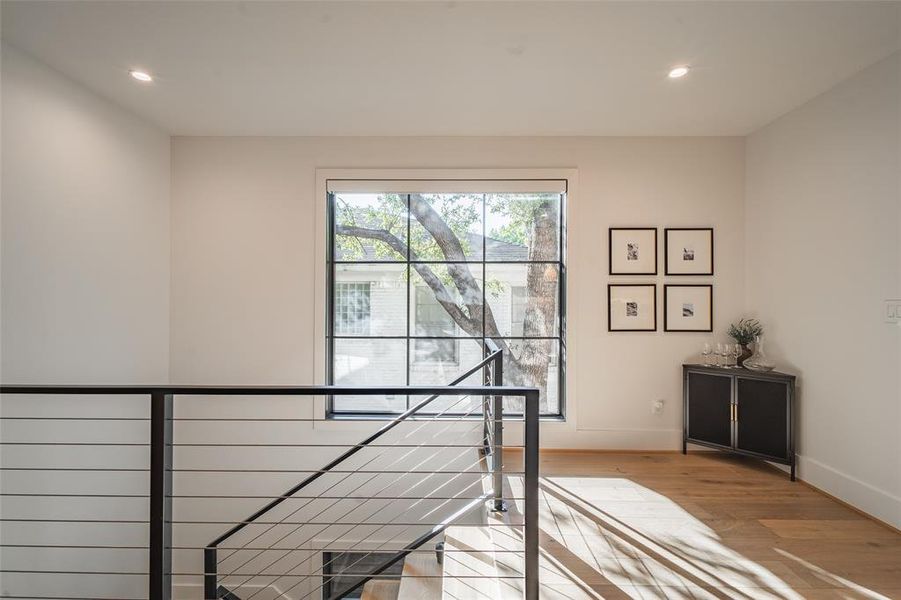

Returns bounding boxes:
[683,363,796,380]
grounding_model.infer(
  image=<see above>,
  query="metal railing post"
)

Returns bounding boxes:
[491,352,506,512]
[149,393,173,600]
[203,546,217,599]
[524,389,540,600]
[482,357,492,459]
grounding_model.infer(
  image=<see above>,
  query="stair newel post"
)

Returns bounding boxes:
[491,351,506,512]
[203,547,217,599]
[149,392,173,600]
[523,389,540,600]
[482,354,492,459]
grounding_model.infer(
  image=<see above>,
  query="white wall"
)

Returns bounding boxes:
[170,136,746,449]
[745,53,901,528]
[1,44,171,383]
[0,44,171,599]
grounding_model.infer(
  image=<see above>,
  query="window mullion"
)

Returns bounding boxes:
[405,193,411,410]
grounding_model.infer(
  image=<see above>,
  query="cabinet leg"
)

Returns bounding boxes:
[682,440,687,455]
[790,464,796,482]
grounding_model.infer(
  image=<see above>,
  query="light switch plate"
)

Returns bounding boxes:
[886,299,901,324]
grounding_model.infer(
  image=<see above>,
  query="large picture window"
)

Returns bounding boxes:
[326,181,566,417]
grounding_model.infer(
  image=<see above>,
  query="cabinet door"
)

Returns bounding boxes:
[736,378,788,460]
[686,372,732,448]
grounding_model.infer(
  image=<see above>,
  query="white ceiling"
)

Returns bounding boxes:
[2,1,899,136]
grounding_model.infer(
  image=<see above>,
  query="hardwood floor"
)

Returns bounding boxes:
[441,451,901,600]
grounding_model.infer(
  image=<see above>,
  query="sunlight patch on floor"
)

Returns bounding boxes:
[438,475,895,599]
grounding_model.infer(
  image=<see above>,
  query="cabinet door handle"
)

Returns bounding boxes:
[730,404,736,422]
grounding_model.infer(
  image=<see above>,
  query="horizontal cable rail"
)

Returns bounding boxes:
[208,352,503,600]
[0,344,540,600]
[204,344,502,550]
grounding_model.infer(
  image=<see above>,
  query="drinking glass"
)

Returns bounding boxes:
[701,342,712,366]
[733,343,743,368]
[715,343,724,366]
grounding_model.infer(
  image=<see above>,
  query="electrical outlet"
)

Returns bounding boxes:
[652,399,665,414]
[886,299,901,324]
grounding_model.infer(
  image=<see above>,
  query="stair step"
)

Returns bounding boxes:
[441,525,504,600]
[396,549,444,599]
[361,579,401,600]
[217,585,242,600]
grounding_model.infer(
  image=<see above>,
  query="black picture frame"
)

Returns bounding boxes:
[664,228,714,276]
[664,284,713,332]
[608,283,657,332]
[609,227,658,275]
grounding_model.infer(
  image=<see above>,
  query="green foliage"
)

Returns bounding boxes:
[728,318,763,345]
[336,193,558,294]
[487,193,555,247]
[335,194,407,260]
[336,192,558,261]
[409,194,480,260]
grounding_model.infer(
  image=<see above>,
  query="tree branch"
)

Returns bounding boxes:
[409,195,504,338]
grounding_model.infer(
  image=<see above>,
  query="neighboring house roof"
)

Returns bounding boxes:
[337,230,528,261]
[481,233,529,261]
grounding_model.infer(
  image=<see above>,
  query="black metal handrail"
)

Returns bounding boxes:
[0,374,540,600]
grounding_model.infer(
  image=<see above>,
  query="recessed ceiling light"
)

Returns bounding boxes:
[129,70,153,83]
[668,66,690,79]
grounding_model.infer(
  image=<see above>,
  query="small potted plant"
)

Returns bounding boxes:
[728,318,762,367]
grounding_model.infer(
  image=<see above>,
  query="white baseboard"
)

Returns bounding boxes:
[506,424,683,450]
[797,454,901,530]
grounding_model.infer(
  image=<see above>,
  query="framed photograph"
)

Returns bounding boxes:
[609,228,657,275]
[608,284,657,331]
[665,228,713,275]
[664,284,713,332]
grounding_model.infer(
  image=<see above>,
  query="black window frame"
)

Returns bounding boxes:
[326,187,567,419]
[321,551,404,600]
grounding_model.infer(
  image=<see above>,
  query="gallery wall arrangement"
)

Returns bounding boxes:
[607,227,714,332]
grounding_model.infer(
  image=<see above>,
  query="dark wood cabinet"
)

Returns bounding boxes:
[683,364,796,480]
[685,371,732,448]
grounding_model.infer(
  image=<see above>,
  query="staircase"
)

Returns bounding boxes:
[363,501,525,600]
[338,450,524,600]
[202,341,536,600]
[361,580,402,600]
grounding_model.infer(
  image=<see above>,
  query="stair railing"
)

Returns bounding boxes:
[0,347,540,600]
[205,340,508,599]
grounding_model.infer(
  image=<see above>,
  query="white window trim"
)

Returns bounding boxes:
[312,168,577,428]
